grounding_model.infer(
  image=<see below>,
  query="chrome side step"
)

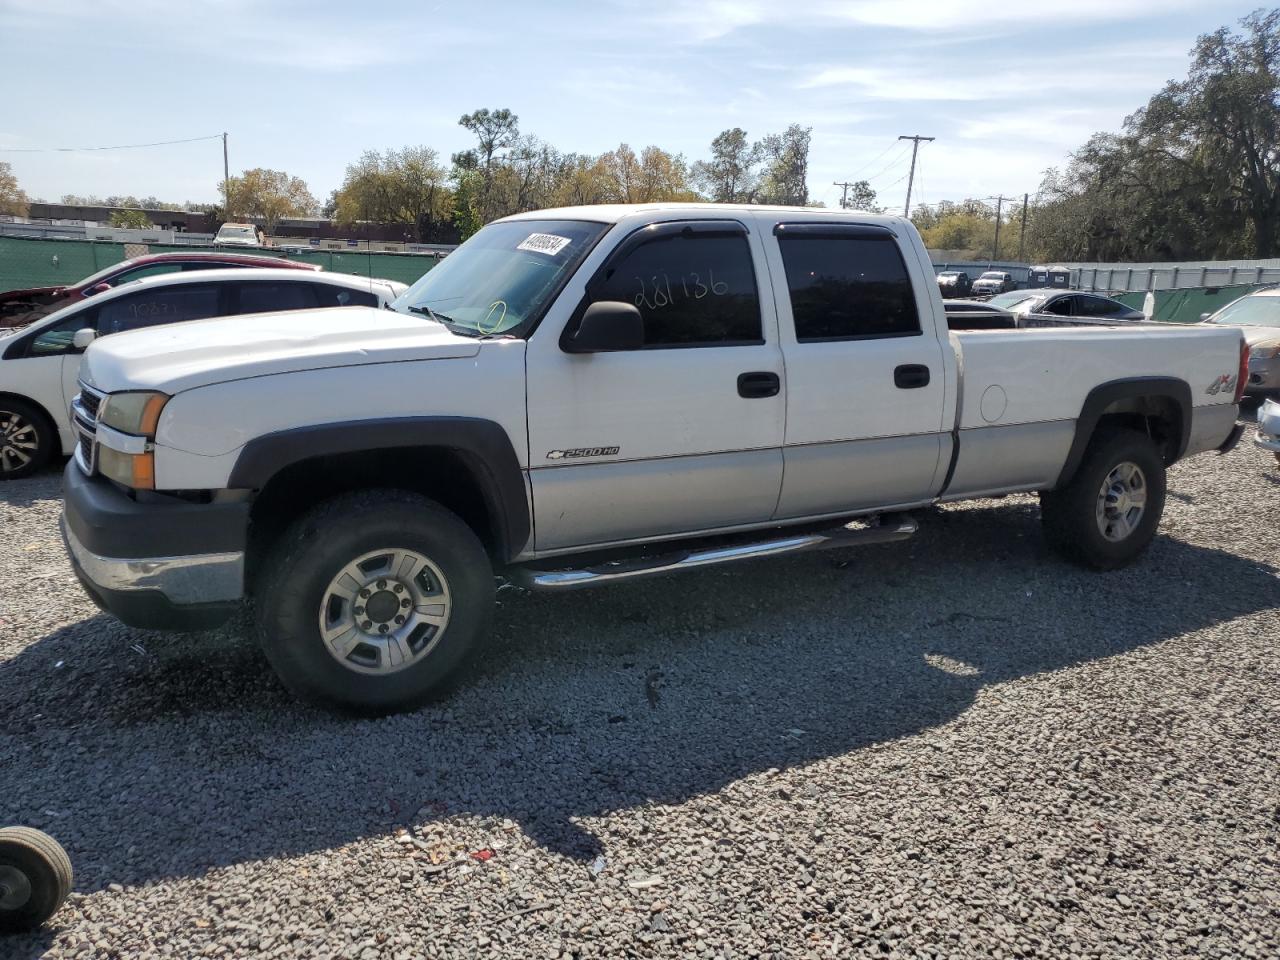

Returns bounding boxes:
[510,514,918,592]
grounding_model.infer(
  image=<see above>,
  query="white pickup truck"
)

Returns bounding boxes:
[60,204,1247,712]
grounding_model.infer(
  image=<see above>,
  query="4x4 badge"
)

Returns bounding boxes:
[546,446,620,460]
[1206,374,1236,396]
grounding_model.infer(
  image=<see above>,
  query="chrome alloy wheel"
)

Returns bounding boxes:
[0,410,38,475]
[317,548,452,675]
[0,863,32,911]
[1095,461,1147,542]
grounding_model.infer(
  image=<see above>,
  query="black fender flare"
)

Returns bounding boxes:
[227,417,529,560]
[1054,377,1191,488]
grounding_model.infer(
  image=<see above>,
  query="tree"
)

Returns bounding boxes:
[458,108,520,170]
[108,209,153,229]
[598,144,698,202]
[691,128,758,202]
[334,147,451,242]
[0,162,29,216]
[754,124,811,206]
[841,180,880,213]
[224,168,318,236]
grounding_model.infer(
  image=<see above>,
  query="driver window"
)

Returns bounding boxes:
[27,309,97,356]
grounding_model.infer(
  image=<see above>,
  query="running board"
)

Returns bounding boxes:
[510,514,918,592]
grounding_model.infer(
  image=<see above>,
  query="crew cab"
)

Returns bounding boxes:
[59,204,1248,713]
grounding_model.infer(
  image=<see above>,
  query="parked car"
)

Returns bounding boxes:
[936,270,972,297]
[942,300,1017,330]
[1254,397,1280,465]
[971,271,1017,296]
[0,269,406,479]
[213,222,265,248]
[987,289,1146,321]
[1199,287,1280,395]
[0,251,320,329]
[59,202,1246,713]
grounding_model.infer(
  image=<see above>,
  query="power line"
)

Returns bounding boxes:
[845,140,903,180]
[0,134,224,153]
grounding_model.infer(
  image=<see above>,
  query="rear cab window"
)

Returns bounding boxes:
[773,224,921,341]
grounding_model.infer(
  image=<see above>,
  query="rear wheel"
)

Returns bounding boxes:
[0,399,54,481]
[1040,429,1167,570]
[255,490,494,714]
[0,827,73,933]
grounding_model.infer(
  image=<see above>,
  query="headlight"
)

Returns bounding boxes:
[98,391,169,436]
[1250,345,1280,360]
[95,391,168,489]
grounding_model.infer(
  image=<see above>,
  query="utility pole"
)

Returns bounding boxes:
[222,132,231,219]
[898,135,935,217]
[1017,192,1029,262]
[984,194,1016,260]
[833,181,855,209]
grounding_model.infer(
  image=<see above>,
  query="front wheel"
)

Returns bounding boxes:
[255,490,494,714]
[1040,429,1167,570]
[0,399,54,481]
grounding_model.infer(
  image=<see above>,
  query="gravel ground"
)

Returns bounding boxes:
[2,434,1279,959]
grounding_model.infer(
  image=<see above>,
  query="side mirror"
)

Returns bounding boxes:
[72,328,97,350]
[566,301,644,353]
[82,282,111,297]
[1199,312,1212,322]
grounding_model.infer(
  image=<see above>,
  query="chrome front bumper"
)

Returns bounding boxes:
[61,517,244,605]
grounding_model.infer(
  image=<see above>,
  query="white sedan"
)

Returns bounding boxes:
[0,268,406,478]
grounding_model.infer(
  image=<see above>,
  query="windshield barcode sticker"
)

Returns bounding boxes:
[517,233,573,256]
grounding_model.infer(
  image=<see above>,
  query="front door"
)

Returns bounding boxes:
[525,220,785,553]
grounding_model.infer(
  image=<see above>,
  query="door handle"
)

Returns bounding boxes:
[737,371,780,398]
[894,364,931,389]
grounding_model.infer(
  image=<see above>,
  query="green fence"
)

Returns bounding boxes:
[0,235,437,295]
[1114,283,1265,323]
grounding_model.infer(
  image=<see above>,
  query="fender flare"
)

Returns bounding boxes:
[1054,377,1191,488]
[227,416,529,560]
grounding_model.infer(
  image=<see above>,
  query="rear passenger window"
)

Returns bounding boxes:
[313,284,378,308]
[236,281,317,314]
[589,232,761,347]
[776,232,920,341]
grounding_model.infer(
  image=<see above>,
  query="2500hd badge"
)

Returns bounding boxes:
[545,446,621,460]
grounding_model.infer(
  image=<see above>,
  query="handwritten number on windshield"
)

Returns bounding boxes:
[634,271,728,311]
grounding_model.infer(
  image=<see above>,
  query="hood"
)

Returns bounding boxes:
[1237,325,1280,348]
[0,284,64,303]
[80,306,482,394]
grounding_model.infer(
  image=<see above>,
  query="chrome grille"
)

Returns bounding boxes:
[71,381,103,475]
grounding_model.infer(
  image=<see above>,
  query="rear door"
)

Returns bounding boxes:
[763,220,950,519]
[524,219,785,552]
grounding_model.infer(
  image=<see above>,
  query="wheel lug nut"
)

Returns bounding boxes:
[361,620,373,630]
[359,589,370,599]
[394,615,405,625]
[354,605,364,615]
[377,579,387,589]
[378,624,389,634]
[393,583,404,593]
[400,598,411,608]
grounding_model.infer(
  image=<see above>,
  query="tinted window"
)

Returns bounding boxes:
[98,285,222,334]
[590,232,761,346]
[777,234,920,341]
[1043,296,1074,316]
[1079,296,1122,317]
[27,309,96,356]
[113,264,184,284]
[236,281,316,314]
[314,284,378,308]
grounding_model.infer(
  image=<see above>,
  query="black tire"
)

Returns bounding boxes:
[1040,428,1167,570]
[255,490,494,714]
[0,827,73,933]
[0,398,55,481]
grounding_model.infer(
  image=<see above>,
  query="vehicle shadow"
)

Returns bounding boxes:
[2,499,1278,898]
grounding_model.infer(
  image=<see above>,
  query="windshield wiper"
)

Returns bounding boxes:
[404,304,498,339]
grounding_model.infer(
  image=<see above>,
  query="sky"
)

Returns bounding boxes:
[0,0,1264,214]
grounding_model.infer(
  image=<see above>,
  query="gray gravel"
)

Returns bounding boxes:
[3,434,1280,959]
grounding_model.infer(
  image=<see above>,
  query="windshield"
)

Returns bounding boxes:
[987,291,1041,310]
[1208,295,1280,328]
[391,219,607,336]
[218,226,256,239]
[979,272,1004,280]
[938,272,961,278]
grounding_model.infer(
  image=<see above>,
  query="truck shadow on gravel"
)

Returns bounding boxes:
[3,499,1280,894]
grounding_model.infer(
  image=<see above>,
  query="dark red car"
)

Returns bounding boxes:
[0,251,321,327]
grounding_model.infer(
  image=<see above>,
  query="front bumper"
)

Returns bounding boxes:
[1245,355,1280,393]
[61,460,248,631]
[1255,399,1280,453]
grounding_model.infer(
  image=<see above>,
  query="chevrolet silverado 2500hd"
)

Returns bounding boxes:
[60,204,1248,712]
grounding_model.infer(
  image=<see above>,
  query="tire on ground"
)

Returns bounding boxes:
[0,826,73,933]
[0,398,56,481]
[255,489,494,714]
[1040,428,1167,570]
